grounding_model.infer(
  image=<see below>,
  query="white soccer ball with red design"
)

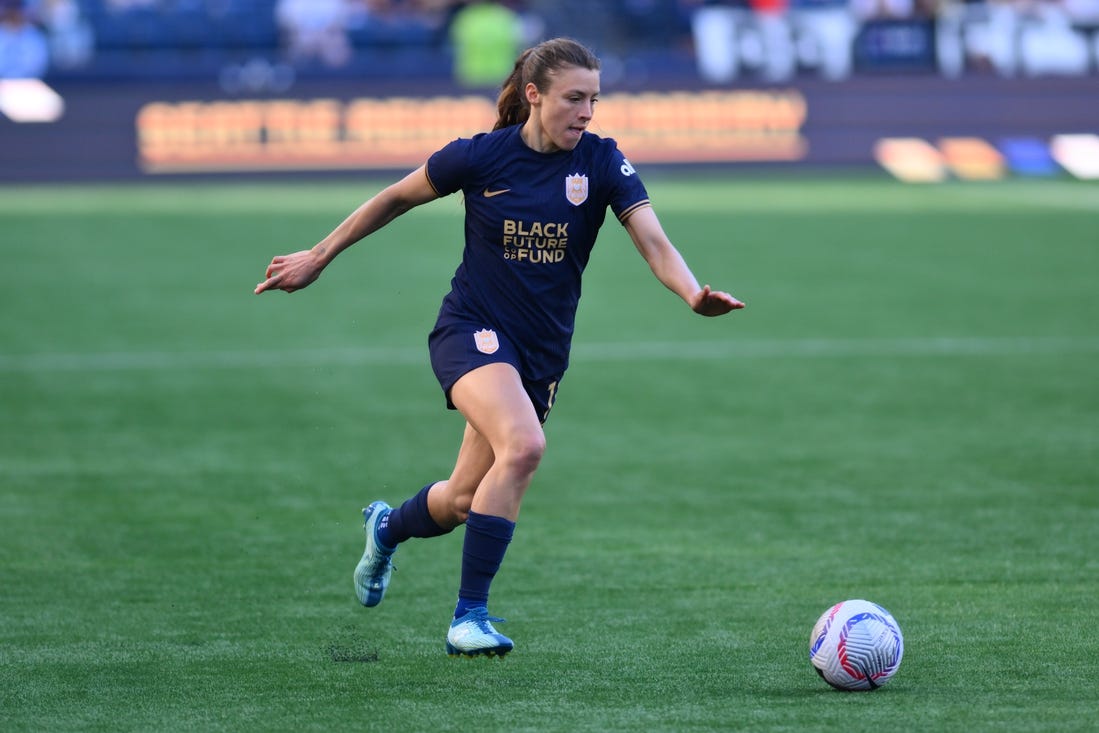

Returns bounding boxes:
[809,599,904,691]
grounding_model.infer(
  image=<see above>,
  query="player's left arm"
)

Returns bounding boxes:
[623,206,745,317]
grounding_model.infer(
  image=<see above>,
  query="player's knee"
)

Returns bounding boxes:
[502,429,545,478]
[435,482,474,527]
[429,479,476,528]
[449,492,473,524]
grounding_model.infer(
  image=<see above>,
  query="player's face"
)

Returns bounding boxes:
[528,66,600,152]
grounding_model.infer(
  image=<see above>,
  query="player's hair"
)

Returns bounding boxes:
[494,38,600,131]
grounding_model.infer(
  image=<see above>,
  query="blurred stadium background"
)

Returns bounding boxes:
[1,0,1097,181]
[4,4,1099,730]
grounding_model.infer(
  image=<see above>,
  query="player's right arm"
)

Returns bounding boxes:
[255,165,439,294]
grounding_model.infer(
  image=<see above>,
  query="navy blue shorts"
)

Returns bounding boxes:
[428,321,563,423]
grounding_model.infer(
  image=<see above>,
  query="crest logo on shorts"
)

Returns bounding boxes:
[473,328,499,355]
[565,174,588,206]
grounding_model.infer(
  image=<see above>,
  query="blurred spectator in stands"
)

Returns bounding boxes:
[448,1,525,87]
[1017,0,1092,75]
[684,0,749,83]
[0,0,49,78]
[952,0,1094,76]
[747,0,796,80]
[790,0,856,80]
[276,0,352,68]
[952,0,1021,75]
[39,0,92,69]
[684,0,797,82]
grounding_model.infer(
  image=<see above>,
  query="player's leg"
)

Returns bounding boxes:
[355,394,516,608]
[445,362,545,657]
[377,422,495,549]
[426,422,496,530]
[354,423,494,608]
[449,362,545,521]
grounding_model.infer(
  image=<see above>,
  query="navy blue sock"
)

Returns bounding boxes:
[377,484,450,548]
[454,511,515,619]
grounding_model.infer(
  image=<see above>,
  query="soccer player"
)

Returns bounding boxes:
[254,37,744,657]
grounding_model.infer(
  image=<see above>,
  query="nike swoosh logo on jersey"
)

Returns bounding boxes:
[483,188,511,198]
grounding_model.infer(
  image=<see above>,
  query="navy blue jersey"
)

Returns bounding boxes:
[426,124,650,381]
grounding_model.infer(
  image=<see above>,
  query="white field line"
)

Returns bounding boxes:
[2,181,1097,216]
[0,336,1096,373]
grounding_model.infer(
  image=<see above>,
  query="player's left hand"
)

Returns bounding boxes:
[254,249,324,294]
[690,285,745,317]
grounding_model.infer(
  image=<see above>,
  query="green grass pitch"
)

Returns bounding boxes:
[2,175,1097,732]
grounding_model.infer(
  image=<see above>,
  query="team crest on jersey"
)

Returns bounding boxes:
[473,328,499,354]
[565,174,588,206]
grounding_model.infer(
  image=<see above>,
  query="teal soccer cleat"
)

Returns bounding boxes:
[353,501,396,607]
[445,607,514,658]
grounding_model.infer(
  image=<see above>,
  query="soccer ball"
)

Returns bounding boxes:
[809,599,904,691]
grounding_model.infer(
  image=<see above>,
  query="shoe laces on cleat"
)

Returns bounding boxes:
[462,607,505,630]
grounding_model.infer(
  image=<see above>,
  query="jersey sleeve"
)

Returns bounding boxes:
[425,137,475,197]
[605,142,651,223]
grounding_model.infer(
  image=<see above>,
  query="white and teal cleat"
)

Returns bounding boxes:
[446,608,514,658]
[353,501,396,607]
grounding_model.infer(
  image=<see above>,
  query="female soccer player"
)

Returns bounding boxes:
[255,37,744,657]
